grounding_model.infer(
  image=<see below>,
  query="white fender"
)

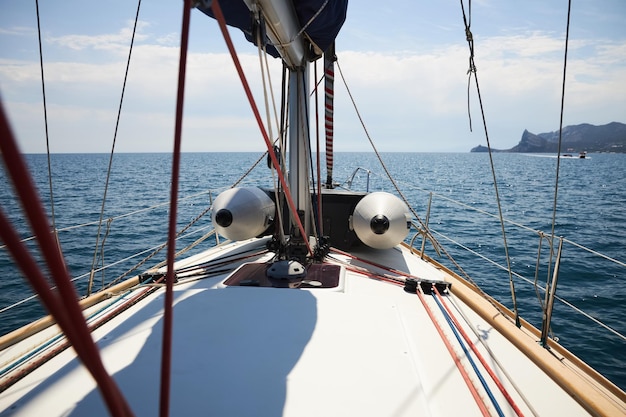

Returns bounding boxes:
[212,187,275,241]
[352,192,411,249]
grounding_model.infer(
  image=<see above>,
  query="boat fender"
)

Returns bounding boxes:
[212,187,275,241]
[351,192,411,249]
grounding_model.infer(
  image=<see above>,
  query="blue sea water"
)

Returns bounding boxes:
[1,152,625,390]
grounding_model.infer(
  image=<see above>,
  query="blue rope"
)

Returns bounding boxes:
[431,291,506,417]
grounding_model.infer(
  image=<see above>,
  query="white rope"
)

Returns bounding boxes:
[256,28,287,244]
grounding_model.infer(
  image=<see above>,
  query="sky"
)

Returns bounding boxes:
[0,0,625,153]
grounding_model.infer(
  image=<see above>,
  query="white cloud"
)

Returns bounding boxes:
[46,21,151,52]
[0,26,35,37]
[1,12,624,154]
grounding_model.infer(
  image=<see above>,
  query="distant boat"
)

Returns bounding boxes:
[562,151,587,158]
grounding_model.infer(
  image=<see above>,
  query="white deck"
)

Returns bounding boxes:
[0,240,623,416]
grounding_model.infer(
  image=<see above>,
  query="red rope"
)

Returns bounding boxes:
[159,1,192,416]
[331,247,418,280]
[415,287,491,416]
[0,102,133,416]
[333,248,522,415]
[432,286,525,416]
[211,0,313,256]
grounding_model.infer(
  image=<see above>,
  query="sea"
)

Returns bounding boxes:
[1,152,625,391]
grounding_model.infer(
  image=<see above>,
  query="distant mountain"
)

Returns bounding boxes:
[470,122,626,153]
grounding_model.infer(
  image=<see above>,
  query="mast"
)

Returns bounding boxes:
[288,65,311,240]
[243,0,312,247]
[202,0,347,259]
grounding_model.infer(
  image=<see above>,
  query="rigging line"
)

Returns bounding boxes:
[445,293,541,417]
[329,247,412,279]
[545,0,573,308]
[212,0,313,257]
[532,234,547,312]
[167,228,216,261]
[34,0,59,238]
[94,194,214,289]
[269,0,330,51]
[335,60,478,292]
[98,218,113,290]
[334,60,440,248]
[106,227,216,287]
[269,65,288,245]
[343,263,405,286]
[332,245,471,298]
[0,187,218,251]
[432,286,525,416]
[294,0,329,41]
[174,248,269,275]
[0,103,134,415]
[460,0,476,132]
[265,56,281,140]
[270,155,288,245]
[256,20,275,144]
[459,0,520,328]
[426,226,541,325]
[431,291,506,417]
[260,29,282,143]
[387,177,625,267]
[175,249,270,277]
[159,1,192,415]
[563,238,625,267]
[1,222,219,318]
[87,0,143,297]
[300,69,321,242]
[414,286,492,417]
[96,223,216,290]
[314,59,323,236]
[0,236,172,316]
[279,64,288,170]
[331,244,505,330]
[231,151,267,187]
[264,111,287,244]
[254,22,288,244]
[1,277,163,394]
[105,221,213,289]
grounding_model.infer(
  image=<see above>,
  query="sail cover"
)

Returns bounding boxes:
[198,0,348,58]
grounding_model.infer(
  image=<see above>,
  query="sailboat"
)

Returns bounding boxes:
[1,1,625,416]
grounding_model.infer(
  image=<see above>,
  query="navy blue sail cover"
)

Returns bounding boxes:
[198,0,348,58]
